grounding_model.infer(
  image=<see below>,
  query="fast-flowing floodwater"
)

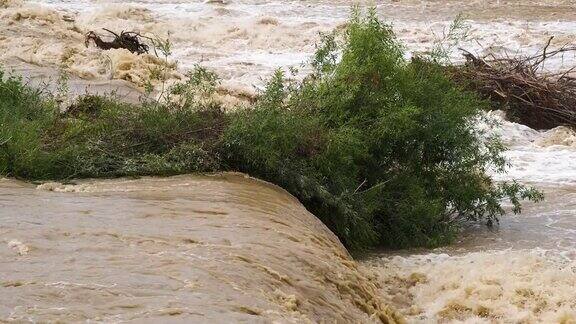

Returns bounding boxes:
[2,0,576,323]
[3,0,576,94]
[1,174,401,323]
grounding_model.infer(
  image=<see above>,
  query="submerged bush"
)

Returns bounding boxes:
[0,68,223,180]
[0,9,542,250]
[222,9,542,249]
[0,72,60,179]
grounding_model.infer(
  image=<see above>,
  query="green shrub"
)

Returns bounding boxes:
[0,68,223,180]
[222,8,542,249]
[0,71,60,179]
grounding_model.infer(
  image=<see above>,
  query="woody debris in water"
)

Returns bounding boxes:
[85,28,150,55]
[450,37,576,130]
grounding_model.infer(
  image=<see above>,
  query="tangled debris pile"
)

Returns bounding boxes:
[85,29,150,55]
[450,38,576,130]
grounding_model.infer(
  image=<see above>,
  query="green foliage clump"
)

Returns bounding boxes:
[0,67,223,180]
[0,72,62,179]
[0,9,542,250]
[222,8,542,249]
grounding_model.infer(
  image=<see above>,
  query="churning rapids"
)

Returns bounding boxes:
[2,0,576,323]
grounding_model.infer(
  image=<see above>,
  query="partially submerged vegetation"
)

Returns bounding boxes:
[0,70,223,179]
[0,9,542,250]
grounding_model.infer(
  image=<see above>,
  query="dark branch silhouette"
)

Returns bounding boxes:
[85,29,150,55]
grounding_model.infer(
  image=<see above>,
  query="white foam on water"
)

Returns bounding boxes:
[7,239,30,256]
[481,111,576,185]
[371,248,576,323]
[2,0,574,90]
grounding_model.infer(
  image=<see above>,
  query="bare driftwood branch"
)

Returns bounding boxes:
[85,29,150,55]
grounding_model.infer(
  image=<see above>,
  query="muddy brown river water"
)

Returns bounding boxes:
[1,174,401,323]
